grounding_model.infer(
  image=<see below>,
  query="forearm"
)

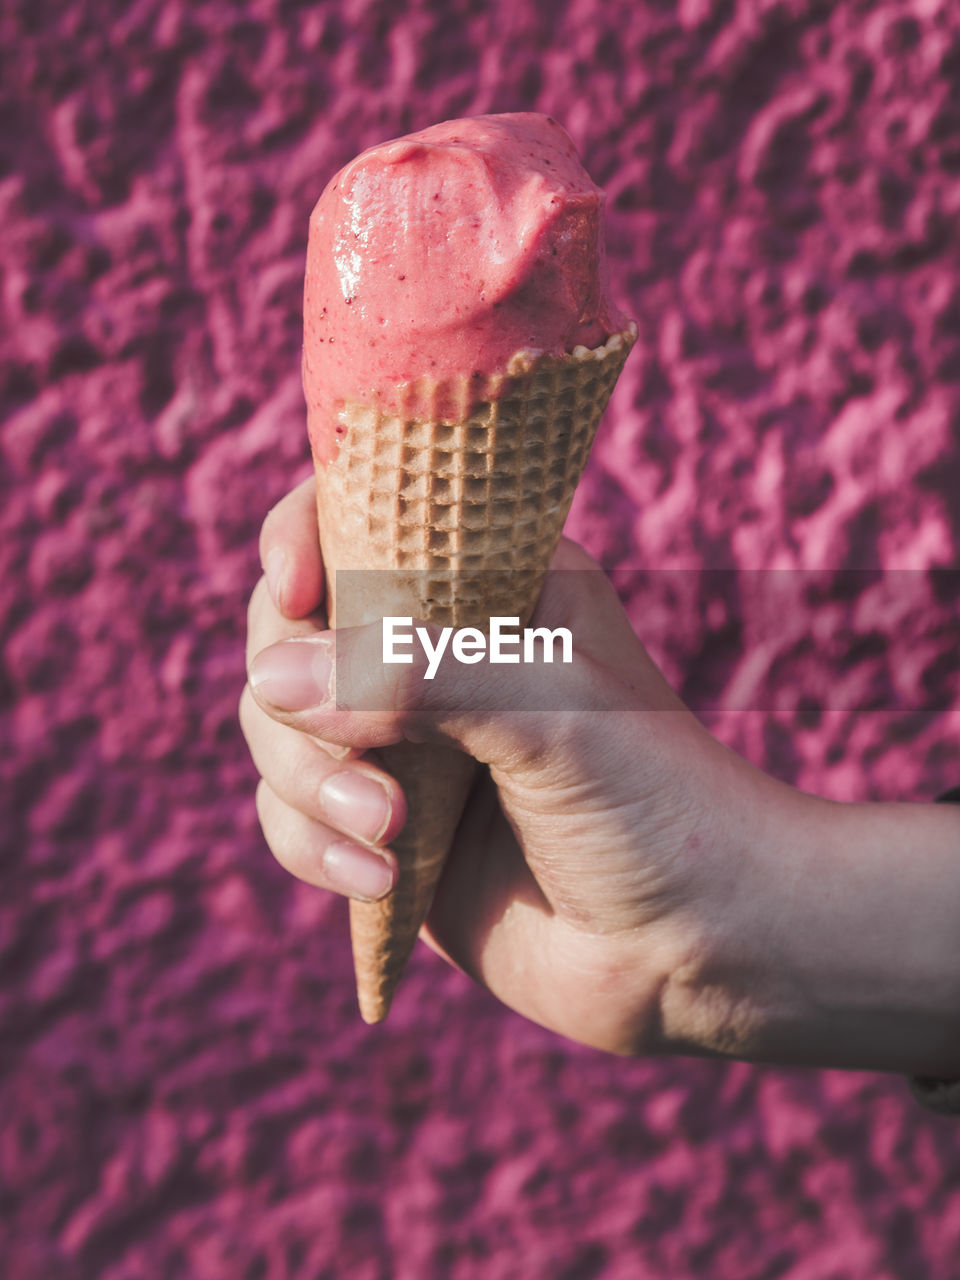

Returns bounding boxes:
[662,765,960,1077]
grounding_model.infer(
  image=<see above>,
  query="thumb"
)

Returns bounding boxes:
[248,614,614,782]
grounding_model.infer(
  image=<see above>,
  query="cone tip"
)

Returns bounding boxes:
[358,988,393,1025]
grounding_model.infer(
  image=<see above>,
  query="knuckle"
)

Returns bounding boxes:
[552,536,598,571]
[254,778,272,831]
[312,736,356,761]
[255,780,294,865]
[246,575,271,640]
[291,750,328,815]
[238,684,255,739]
[259,497,283,550]
[390,639,432,723]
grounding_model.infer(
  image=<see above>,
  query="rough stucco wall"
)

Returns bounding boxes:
[2,0,960,1276]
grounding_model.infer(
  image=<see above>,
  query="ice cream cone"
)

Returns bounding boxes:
[313,321,637,1023]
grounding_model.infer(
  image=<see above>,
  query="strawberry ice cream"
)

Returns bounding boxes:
[303,112,630,462]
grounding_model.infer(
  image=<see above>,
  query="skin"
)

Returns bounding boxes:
[242,477,960,1078]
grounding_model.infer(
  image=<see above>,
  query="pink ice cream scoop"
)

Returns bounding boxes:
[303,112,629,462]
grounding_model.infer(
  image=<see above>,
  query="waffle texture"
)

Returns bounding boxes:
[313,322,637,1022]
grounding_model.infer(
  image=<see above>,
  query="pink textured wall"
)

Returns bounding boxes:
[3,1,960,1276]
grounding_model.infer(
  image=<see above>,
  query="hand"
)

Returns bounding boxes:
[240,478,771,1056]
[242,479,960,1077]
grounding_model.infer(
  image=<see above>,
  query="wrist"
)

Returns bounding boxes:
[647,732,787,1062]
[661,766,960,1076]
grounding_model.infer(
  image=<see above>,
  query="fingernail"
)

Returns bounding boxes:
[264,546,286,611]
[320,770,391,843]
[250,638,332,711]
[323,840,394,901]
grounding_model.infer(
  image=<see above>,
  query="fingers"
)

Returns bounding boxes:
[248,527,684,783]
[259,475,324,619]
[255,779,397,902]
[246,575,325,671]
[247,575,364,759]
[239,684,406,845]
[249,482,403,900]
[246,617,610,779]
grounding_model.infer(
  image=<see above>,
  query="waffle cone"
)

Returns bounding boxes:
[312,322,637,1023]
